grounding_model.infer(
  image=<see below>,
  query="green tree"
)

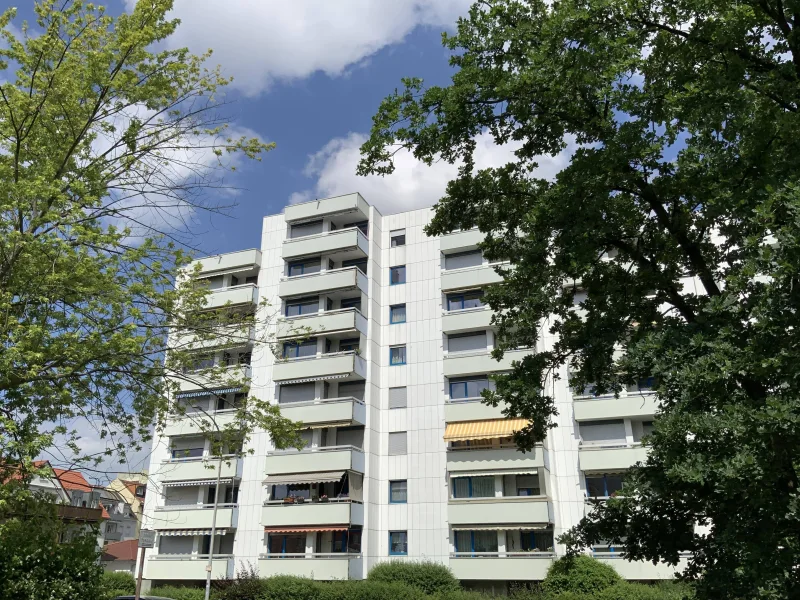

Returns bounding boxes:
[0,0,300,474]
[359,0,800,597]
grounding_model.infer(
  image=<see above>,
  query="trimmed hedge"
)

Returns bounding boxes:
[541,556,622,596]
[366,560,461,595]
[150,585,209,600]
[100,571,136,600]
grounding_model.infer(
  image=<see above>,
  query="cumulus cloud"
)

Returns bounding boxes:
[289,131,576,215]
[125,0,473,96]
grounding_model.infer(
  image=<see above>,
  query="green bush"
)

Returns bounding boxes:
[100,571,136,598]
[149,585,209,600]
[541,556,621,596]
[366,560,460,595]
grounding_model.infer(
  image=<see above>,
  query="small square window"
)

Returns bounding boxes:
[391,230,406,247]
[390,345,407,366]
[390,265,406,285]
[389,531,408,555]
[390,304,406,324]
[389,480,407,503]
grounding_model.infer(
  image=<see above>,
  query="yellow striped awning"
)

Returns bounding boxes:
[443,419,530,442]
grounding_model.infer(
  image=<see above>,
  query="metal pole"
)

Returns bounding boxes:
[205,453,223,600]
[134,545,145,600]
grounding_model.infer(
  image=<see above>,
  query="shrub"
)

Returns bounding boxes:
[215,563,269,600]
[366,560,460,595]
[100,571,136,598]
[239,575,320,600]
[149,585,209,600]
[541,556,621,596]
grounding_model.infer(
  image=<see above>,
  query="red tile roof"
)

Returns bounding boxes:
[52,468,93,492]
[102,539,139,562]
[99,502,110,519]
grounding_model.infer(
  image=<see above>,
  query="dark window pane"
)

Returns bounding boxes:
[605,475,624,496]
[586,476,605,498]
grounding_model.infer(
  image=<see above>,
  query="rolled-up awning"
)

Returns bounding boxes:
[264,526,349,533]
[451,523,550,531]
[175,387,243,399]
[451,469,537,478]
[162,478,233,488]
[263,471,345,486]
[158,528,232,536]
[444,418,531,442]
[277,374,349,385]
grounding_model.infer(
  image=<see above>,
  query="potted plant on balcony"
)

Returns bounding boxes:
[283,496,294,504]
[296,496,306,504]
[319,494,329,503]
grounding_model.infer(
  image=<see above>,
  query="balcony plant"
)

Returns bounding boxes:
[319,494,329,503]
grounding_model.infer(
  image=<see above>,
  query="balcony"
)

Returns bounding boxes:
[283,228,369,261]
[153,504,238,530]
[573,393,659,421]
[449,497,550,526]
[276,308,367,340]
[447,446,547,474]
[440,229,483,253]
[204,284,258,310]
[172,324,254,352]
[164,409,238,437]
[158,456,241,484]
[443,349,531,377]
[272,352,366,384]
[262,498,364,528]
[174,364,251,395]
[284,193,369,223]
[442,307,494,334]
[146,555,233,580]
[56,504,104,523]
[264,446,365,476]
[193,249,261,276]
[258,554,362,580]
[441,265,503,292]
[594,554,689,580]
[103,530,123,542]
[279,267,368,299]
[579,444,648,472]
[280,397,366,427]
[449,554,554,581]
[444,399,505,422]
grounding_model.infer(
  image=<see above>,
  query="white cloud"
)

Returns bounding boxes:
[126,0,473,96]
[289,131,575,215]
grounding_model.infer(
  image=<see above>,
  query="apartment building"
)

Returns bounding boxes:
[140,192,685,591]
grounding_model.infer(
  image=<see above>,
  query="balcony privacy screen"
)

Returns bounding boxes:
[338,381,366,401]
[290,220,323,238]
[579,420,626,445]
[443,418,530,441]
[444,250,483,270]
[279,382,316,404]
[448,331,487,353]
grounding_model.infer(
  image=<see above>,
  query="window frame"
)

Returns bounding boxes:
[448,376,490,400]
[388,531,408,556]
[390,232,406,247]
[389,480,408,504]
[446,290,485,311]
[389,265,406,285]
[585,473,625,498]
[389,304,406,324]
[282,338,317,359]
[287,258,321,277]
[285,297,319,317]
[389,345,407,366]
[451,475,495,499]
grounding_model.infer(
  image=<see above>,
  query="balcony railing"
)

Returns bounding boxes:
[259,552,362,559]
[266,444,362,457]
[263,497,359,507]
[151,554,233,561]
[450,552,555,558]
[155,503,238,511]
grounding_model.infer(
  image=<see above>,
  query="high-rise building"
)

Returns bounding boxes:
[140,193,682,591]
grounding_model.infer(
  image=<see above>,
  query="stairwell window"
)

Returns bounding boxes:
[390,304,406,324]
[388,432,407,455]
[389,480,407,503]
[390,345,407,365]
[390,230,406,247]
[389,531,408,555]
[390,265,406,285]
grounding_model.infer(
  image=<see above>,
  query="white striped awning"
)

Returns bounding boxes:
[162,478,233,488]
[451,470,537,478]
[158,528,233,536]
[263,471,345,486]
[277,373,349,385]
[175,387,242,399]
[451,523,550,531]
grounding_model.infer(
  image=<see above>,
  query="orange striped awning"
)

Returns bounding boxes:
[264,526,349,533]
[443,418,530,442]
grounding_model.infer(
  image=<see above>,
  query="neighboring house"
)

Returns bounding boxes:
[101,539,139,575]
[53,468,107,546]
[108,472,148,536]
[97,487,139,543]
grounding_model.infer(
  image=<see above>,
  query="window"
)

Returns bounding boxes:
[389,480,407,503]
[341,296,361,311]
[449,376,490,400]
[452,476,495,498]
[642,421,655,437]
[446,290,484,311]
[135,486,146,498]
[389,387,407,409]
[390,304,406,324]
[185,353,214,373]
[516,475,541,496]
[279,382,316,404]
[171,447,203,459]
[336,426,365,449]
[287,258,321,277]
[389,531,408,555]
[444,250,483,270]
[283,338,317,359]
[391,230,406,247]
[390,265,406,285]
[454,530,498,554]
[388,431,407,455]
[343,257,367,274]
[585,473,624,498]
[339,338,360,352]
[338,381,366,401]
[289,220,323,238]
[521,530,554,552]
[447,331,487,353]
[344,220,369,236]
[389,345,407,365]
[626,376,655,393]
[579,419,626,446]
[285,297,319,316]
[268,534,306,555]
